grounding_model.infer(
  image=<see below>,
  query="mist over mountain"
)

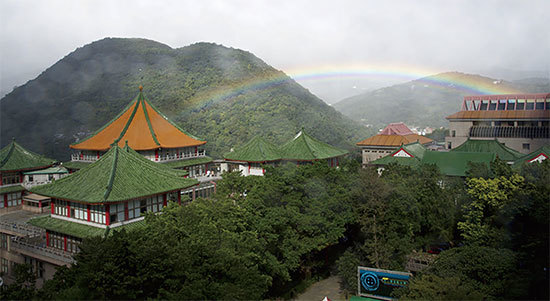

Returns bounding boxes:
[0,38,372,160]
[333,72,550,129]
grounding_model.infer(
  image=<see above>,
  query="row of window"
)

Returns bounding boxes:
[466,99,549,111]
[363,150,393,153]
[48,231,80,253]
[0,192,22,208]
[1,173,20,185]
[52,194,171,225]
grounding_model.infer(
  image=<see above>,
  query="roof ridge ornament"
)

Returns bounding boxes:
[139,85,143,92]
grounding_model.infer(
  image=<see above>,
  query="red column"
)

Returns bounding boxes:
[124,202,129,220]
[63,236,67,252]
[97,151,100,159]
[67,202,71,217]
[4,194,8,208]
[46,232,50,247]
[248,164,251,174]
[336,157,339,167]
[195,146,198,156]
[105,204,110,226]
[0,172,3,185]
[163,194,167,207]
[87,205,91,221]
[19,173,23,183]
[155,149,159,161]
[51,200,55,214]
[177,190,181,205]
[80,152,83,160]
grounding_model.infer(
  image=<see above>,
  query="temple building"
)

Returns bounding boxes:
[445,93,550,153]
[222,136,283,176]
[221,130,348,176]
[1,139,56,213]
[512,145,550,168]
[369,141,495,177]
[356,123,433,166]
[280,130,348,166]
[68,87,213,177]
[0,144,200,286]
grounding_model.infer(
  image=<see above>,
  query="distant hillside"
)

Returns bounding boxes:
[333,72,549,129]
[1,38,372,160]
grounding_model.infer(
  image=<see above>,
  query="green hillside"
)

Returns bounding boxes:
[333,72,549,129]
[0,38,372,160]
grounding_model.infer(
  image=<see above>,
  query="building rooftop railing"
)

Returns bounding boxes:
[0,221,44,237]
[70,150,206,163]
[470,126,549,139]
[10,236,75,264]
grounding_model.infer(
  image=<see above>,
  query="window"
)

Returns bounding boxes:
[526,99,535,110]
[109,203,126,224]
[451,130,456,137]
[1,258,8,274]
[498,100,506,110]
[1,172,20,185]
[1,233,9,249]
[535,100,544,110]
[54,199,68,216]
[7,192,21,207]
[480,100,488,110]
[66,236,80,253]
[89,205,106,224]
[516,99,525,110]
[28,175,34,182]
[523,143,530,151]
[489,100,497,110]
[507,99,516,110]
[49,232,65,251]
[48,174,54,181]
[71,202,88,221]
[507,121,515,127]
[447,142,452,149]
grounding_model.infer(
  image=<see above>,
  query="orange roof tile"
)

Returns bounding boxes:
[356,134,432,147]
[446,110,549,120]
[71,91,205,151]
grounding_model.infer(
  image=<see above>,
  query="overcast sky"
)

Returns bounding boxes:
[1,0,548,101]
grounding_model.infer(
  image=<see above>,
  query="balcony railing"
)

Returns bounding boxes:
[0,221,44,236]
[10,236,75,264]
[71,150,206,163]
[470,126,549,139]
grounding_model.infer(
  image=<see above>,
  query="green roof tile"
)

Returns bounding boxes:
[28,215,146,239]
[30,145,198,203]
[0,185,25,194]
[61,161,91,170]
[0,139,56,172]
[451,139,523,162]
[280,130,348,161]
[224,136,283,162]
[422,151,495,177]
[370,142,427,166]
[24,166,68,175]
[512,145,550,168]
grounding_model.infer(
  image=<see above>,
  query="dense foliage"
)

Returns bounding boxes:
[1,160,548,300]
[0,38,371,160]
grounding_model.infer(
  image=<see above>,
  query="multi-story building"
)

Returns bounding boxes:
[68,86,213,178]
[356,123,433,166]
[445,93,550,153]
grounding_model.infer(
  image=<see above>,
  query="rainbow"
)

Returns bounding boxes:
[184,64,522,109]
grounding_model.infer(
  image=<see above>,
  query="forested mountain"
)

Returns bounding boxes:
[333,72,550,129]
[0,38,372,160]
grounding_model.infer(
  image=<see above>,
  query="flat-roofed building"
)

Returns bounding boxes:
[445,93,550,153]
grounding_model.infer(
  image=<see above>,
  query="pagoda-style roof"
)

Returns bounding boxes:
[356,123,432,147]
[371,142,495,177]
[0,139,56,172]
[70,88,206,151]
[31,144,198,204]
[356,134,433,147]
[280,130,348,161]
[450,139,523,162]
[512,145,550,168]
[224,136,283,162]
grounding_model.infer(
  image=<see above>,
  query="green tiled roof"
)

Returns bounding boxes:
[451,139,523,162]
[30,145,198,204]
[61,161,91,170]
[371,142,496,177]
[28,215,146,239]
[280,130,348,161]
[24,166,68,175]
[0,185,25,194]
[0,139,56,172]
[224,136,283,162]
[422,151,495,177]
[512,145,550,168]
[160,156,213,169]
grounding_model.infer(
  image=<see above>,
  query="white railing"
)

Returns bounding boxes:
[156,150,206,162]
[23,180,53,189]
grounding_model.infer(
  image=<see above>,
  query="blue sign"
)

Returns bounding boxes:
[358,266,411,300]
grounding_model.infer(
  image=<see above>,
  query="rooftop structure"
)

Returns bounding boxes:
[450,139,523,162]
[445,93,550,153]
[356,123,433,166]
[280,130,348,162]
[512,145,550,168]
[68,87,213,178]
[370,141,496,177]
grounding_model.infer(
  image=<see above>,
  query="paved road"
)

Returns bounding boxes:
[294,276,347,301]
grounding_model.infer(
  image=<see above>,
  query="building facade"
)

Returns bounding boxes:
[445,93,550,153]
